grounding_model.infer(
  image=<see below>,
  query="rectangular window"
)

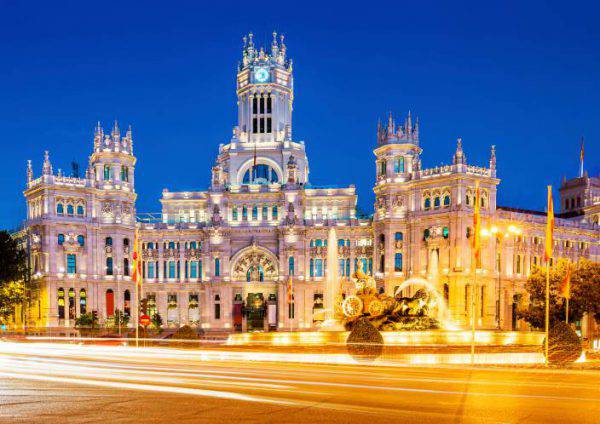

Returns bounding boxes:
[262,206,268,220]
[242,206,248,220]
[272,206,278,220]
[168,261,175,278]
[215,258,220,277]
[232,207,238,221]
[66,254,76,274]
[260,118,265,133]
[252,118,258,133]
[106,257,113,275]
[266,117,272,133]
[289,302,294,319]
[185,261,189,279]
[288,257,294,276]
[394,253,403,272]
[260,96,265,113]
[190,261,198,278]
[252,206,258,220]
[148,262,155,279]
[266,96,272,113]
[252,97,257,114]
[314,259,324,277]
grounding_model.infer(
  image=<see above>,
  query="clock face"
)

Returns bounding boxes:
[254,67,269,83]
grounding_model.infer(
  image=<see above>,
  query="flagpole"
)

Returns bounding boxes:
[545,260,550,366]
[565,297,569,325]
[471,252,476,365]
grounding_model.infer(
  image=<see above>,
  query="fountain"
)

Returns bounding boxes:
[320,227,345,330]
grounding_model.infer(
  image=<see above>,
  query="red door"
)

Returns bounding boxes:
[106,290,115,317]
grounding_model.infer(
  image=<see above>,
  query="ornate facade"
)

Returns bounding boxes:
[21,33,599,333]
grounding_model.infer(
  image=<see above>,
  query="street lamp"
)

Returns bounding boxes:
[481,223,521,329]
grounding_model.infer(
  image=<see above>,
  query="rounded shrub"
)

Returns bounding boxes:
[545,321,582,366]
[346,318,384,363]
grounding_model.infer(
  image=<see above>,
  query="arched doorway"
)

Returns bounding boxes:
[106,289,114,318]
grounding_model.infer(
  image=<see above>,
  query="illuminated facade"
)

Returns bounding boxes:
[22,33,599,332]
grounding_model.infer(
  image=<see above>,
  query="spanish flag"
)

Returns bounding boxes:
[472,181,481,261]
[286,275,293,304]
[560,264,572,300]
[132,229,143,290]
[545,186,554,263]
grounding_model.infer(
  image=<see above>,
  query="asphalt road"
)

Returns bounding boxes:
[1,342,599,423]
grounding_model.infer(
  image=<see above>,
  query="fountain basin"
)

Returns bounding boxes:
[226,330,544,347]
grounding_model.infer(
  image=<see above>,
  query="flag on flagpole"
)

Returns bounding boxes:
[545,186,554,263]
[579,137,585,178]
[286,275,293,304]
[472,181,481,261]
[560,264,572,300]
[132,229,143,290]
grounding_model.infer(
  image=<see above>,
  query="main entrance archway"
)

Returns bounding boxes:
[231,243,279,331]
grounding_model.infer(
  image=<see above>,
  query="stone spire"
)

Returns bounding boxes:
[377,111,419,145]
[489,145,496,171]
[124,125,133,153]
[453,138,466,165]
[111,120,120,141]
[42,151,53,175]
[27,160,33,183]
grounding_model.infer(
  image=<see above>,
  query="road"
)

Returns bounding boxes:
[1,341,599,423]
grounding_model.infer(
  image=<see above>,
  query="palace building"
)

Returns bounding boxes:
[21,33,599,333]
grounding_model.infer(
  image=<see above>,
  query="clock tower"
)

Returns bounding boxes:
[236,32,293,145]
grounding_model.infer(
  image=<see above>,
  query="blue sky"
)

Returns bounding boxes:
[1,0,598,229]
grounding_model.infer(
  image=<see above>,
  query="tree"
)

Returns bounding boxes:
[75,312,98,328]
[151,313,163,329]
[518,258,600,328]
[113,309,130,328]
[0,231,29,322]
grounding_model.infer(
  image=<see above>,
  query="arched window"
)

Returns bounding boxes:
[252,205,258,220]
[76,205,84,216]
[105,289,114,317]
[66,204,74,215]
[123,290,131,316]
[242,164,279,184]
[466,195,471,206]
[394,157,405,173]
[424,198,431,210]
[395,232,403,241]
[394,253,403,272]
[103,165,111,180]
[272,205,278,220]
[77,235,85,247]
[57,234,65,245]
[214,294,221,319]
[443,195,451,207]
[242,206,248,220]
[123,258,129,276]
[121,166,129,182]
[57,203,64,215]
[57,287,65,319]
[79,289,87,315]
[106,257,114,275]
[105,237,113,246]
[434,197,440,208]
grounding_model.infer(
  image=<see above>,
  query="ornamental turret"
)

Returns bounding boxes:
[42,151,53,175]
[377,111,419,146]
[489,145,496,177]
[26,160,33,183]
[453,138,466,165]
[89,121,136,189]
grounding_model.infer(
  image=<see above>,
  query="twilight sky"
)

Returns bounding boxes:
[0,0,598,229]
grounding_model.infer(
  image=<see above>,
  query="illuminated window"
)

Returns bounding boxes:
[66,254,76,274]
[242,164,279,184]
[394,253,403,272]
[424,198,431,210]
[394,157,405,173]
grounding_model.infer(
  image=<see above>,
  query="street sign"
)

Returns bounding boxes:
[139,314,151,327]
